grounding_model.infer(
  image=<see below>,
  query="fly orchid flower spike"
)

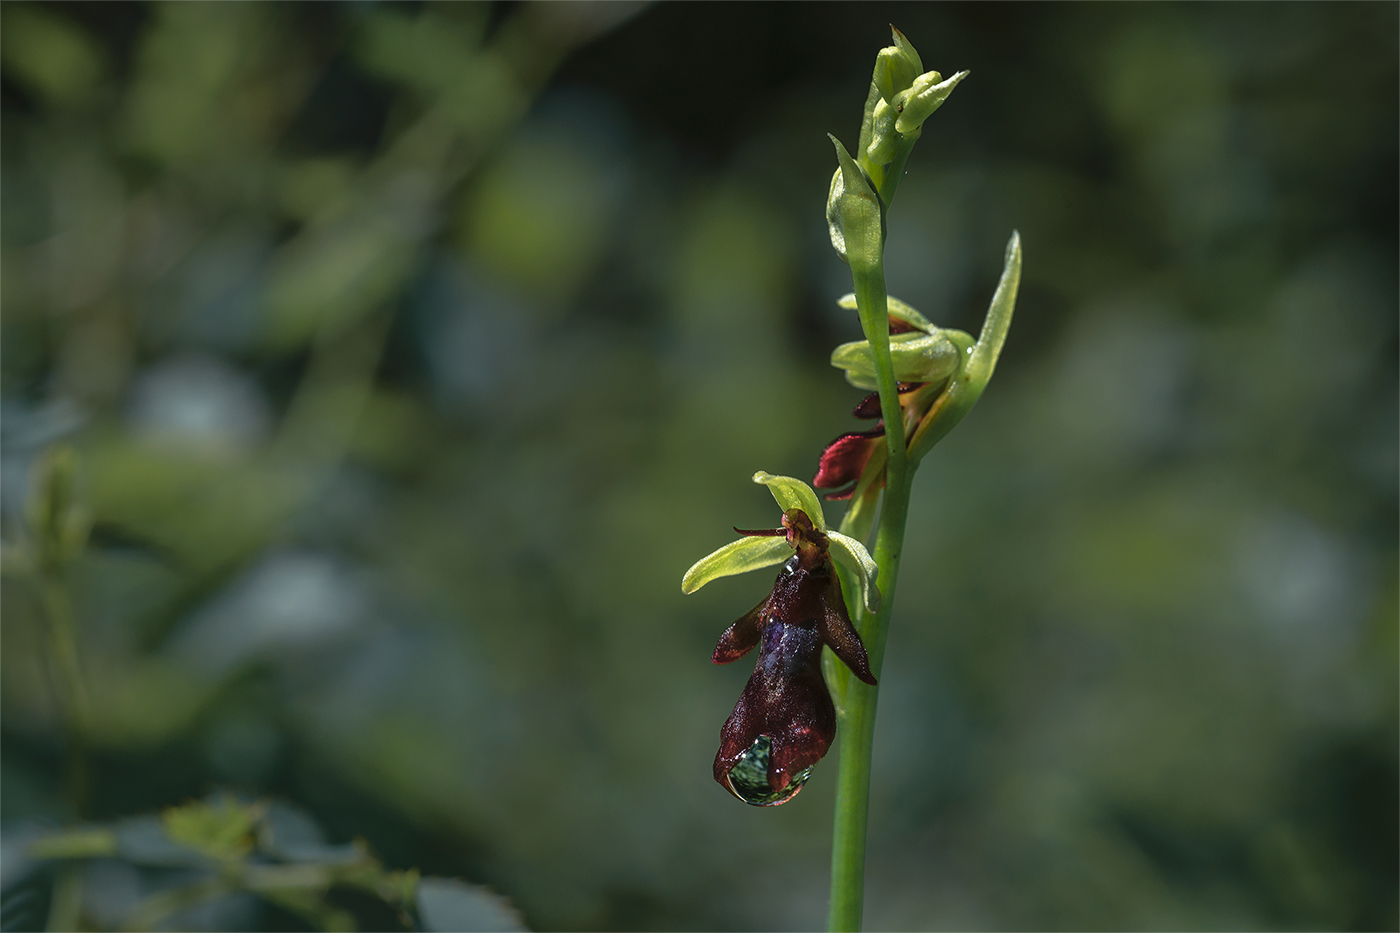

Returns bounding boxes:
[681,472,880,806]
[856,27,968,187]
[816,233,1023,522]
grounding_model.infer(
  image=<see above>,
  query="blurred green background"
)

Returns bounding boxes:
[2,2,1396,930]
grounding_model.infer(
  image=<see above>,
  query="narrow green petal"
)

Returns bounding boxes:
[966,230,1022,385]
[828,530,881,614]
[837,293,935,334]
[889,26,924,77]
[905,233,1021,466]
[751,472,826,530]
[681,536,790,595]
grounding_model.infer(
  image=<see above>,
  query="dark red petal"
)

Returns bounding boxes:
[813,428,885,490]
[818,575,877,686]
[732,526,786,537]
[713,681,764,786]
[888,315,919,335]
[713,597,767,664]
[823,484,858,502]
[852,392,882,420]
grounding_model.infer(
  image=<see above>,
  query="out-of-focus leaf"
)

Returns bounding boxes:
[122,3,263,162]
[162,797,259,860]
[0,6,104,109]
[263,213,420,351]
[416,877,527,933]
[115,816,208,867]
[25,828,116,862]
[258,802,361,866]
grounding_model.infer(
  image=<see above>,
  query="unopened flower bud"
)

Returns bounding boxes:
[872,28,922,105]
[826,136,883,267]
[894,69,969,136]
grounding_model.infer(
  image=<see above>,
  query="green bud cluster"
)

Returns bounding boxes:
[827,25,969,248]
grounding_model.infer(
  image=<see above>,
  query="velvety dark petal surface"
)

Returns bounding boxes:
[712,547,876,802]
[813,429,884,491]
[712,596,766,664]
[852,391,884,419]
[817,575,876,685]
[713,618,835,795]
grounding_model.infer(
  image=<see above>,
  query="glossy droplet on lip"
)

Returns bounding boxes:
[725,735,814,806]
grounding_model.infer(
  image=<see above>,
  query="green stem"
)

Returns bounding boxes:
[869,131,919,212]
[827,468,910,931]
[827,177,917,929]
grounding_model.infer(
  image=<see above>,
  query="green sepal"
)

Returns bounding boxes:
[751,472,826,531]
[873,43,921,106]
[965,230,1022,386]
[888,27,924,85]
[681,535,790,595]
[907,231,1022,464]
[855,79,884,169]
[828,530,881,614]
[837,293,936,334]
[894,69,969,135]
[831,330,964,387]
[864,97,902,168]
[826,136,884,268]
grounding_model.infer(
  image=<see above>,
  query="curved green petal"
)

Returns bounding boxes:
[906,232,1022,466]
[681,535,790,595]
[837,292,935,334]
[966,230,1022,385]
[831,331,962,385]
[828,530,881,614]
[751,472,826,530]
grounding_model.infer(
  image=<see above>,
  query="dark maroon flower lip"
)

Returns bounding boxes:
[711,511,876,806]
